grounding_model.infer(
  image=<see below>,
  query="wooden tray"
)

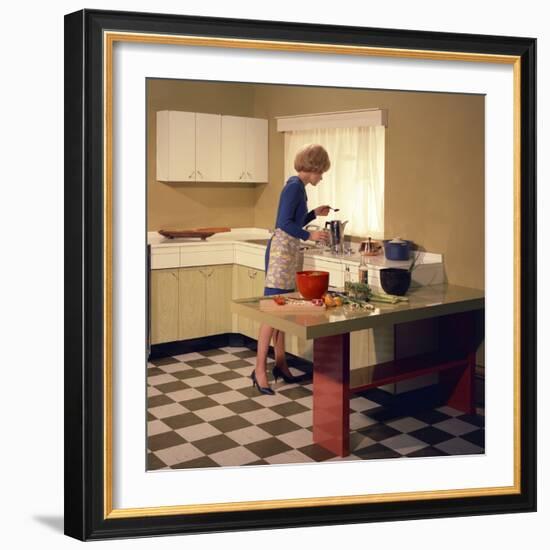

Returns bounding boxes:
[259,298,328,313]
[158,227,231,239]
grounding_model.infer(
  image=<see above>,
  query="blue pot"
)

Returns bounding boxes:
[383,239,411,261]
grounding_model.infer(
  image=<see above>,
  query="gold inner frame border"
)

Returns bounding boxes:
[102,30,522,519]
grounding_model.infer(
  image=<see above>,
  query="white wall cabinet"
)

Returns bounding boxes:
[195,113,221,181]
[156,111,221,182]
[156,111,267,183]
[156,111,196,182]
[245,117,268,182]
[221,116,268,183]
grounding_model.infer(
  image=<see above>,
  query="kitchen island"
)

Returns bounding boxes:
[231,284,484,457]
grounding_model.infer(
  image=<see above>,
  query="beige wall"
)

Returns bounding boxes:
[147,79,257,230]
[251,85,484,290]
[147,79,484,289]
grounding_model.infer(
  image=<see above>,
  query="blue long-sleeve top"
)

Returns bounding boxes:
[274,176,317,241]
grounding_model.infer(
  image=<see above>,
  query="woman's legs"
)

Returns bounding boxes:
[272,329,292,376]
[255,323,275,387]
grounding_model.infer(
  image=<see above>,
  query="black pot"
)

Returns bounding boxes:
[379,268,411,296]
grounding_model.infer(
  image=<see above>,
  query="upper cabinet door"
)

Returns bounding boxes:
[156,111,196,181]
[196,113,221,181]
[246,118,268,183]
[221,116,247,182]
[158,112,268,183]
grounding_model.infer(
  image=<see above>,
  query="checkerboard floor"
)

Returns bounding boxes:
[147,347,485,469]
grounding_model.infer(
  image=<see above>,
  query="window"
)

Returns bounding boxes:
[280,112,385,238]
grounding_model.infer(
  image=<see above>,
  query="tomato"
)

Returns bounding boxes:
[273,296,287,305]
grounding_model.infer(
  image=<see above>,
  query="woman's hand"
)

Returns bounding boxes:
[309,230,329,243]
[314,205,331,216]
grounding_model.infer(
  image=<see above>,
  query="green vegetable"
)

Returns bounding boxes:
[368,291,409,304]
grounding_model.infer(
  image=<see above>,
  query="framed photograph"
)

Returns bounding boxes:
[64,9,536,540]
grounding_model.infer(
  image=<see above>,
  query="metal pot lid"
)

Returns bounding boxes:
[388,237,407,243]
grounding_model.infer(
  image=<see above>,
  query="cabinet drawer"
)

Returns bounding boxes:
[180,244,234,267]
[234,245,265,270]
[151,248,180,269]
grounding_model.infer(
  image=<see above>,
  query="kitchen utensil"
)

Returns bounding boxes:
[295,270,330,300]
[158,227,230,240]
[379,268,411,296]
[305,224,330,249]
[382,238,411,261]
[359,237,382,256]
[329,207,340,212]
[324,220,349,254]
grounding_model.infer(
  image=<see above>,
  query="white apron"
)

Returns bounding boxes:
[264,228,301,290]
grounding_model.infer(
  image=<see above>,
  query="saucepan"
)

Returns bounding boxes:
[383,238,412,261]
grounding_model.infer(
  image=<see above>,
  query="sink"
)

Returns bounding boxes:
[244,239,271,246]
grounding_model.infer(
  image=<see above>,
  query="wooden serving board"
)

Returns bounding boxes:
[259,298,328,313]
[158,227,231,239]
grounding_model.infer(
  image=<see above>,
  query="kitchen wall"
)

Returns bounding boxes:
[251,85,485,290]
[147,79,258,230]
[147,79,484,290]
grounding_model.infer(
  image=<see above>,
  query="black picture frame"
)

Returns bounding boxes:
[64,8,537,541]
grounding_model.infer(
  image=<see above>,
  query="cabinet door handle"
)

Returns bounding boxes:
[170,272,178,280]
[248,270,257,279]
[197,170,204,179]
[239,171,245,180]
[247,171,252,179]
[189,170,195,179]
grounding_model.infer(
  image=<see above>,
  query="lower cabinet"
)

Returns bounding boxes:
[150,269,179,345]
[232,264,265,339]
[150,264,233,344]
[178,267,207,340]
[204,264,233,336]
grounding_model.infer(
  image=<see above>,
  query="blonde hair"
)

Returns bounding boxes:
[294,144,331,173]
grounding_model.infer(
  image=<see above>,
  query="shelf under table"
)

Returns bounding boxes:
[349,351,470,394]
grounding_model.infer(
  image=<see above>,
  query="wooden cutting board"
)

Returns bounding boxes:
[158,227,231,239]
[258,298,328,313]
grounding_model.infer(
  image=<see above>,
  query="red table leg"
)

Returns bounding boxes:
[438,311,479,414]
[439,352,476,414]
[312,333,350,457]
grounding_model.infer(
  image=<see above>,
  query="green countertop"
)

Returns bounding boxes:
[231,284,485,340]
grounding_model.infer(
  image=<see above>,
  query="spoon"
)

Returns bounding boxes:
[329,207,340,212]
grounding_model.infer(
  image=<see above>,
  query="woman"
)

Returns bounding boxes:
[252,144,331,395]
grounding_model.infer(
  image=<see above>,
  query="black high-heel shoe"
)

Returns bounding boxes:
[251,370,275,395]
[272,365,308,384]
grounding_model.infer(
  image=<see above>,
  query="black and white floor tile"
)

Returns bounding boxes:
[147,347,485,469]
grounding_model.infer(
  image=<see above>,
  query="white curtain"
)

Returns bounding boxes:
[284,126,385,238]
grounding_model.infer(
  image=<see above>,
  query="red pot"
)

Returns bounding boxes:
[295,270,330,300]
